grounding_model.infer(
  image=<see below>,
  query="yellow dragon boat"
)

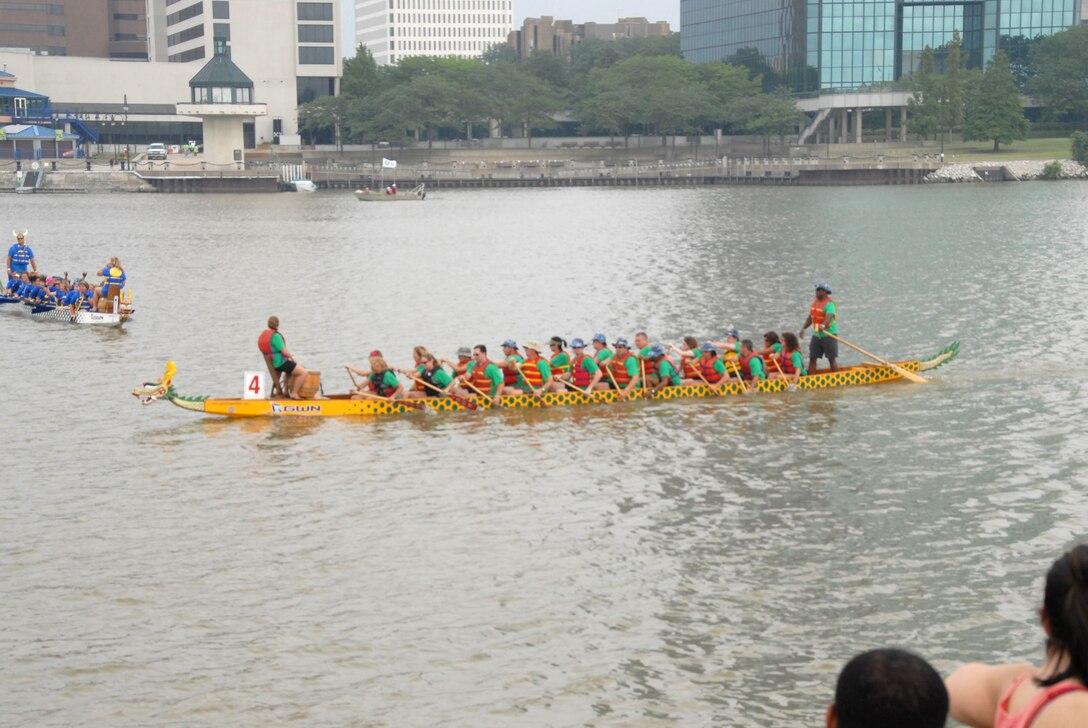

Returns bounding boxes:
[133,343,958,418]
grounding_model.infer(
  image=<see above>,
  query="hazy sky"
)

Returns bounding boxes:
[340,1,681,47]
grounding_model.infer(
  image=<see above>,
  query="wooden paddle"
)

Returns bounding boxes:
[347,367,428,411]
[693,364,724,396]
[770,356,796,392]
[727,360,748,394]
[820,331,927,384]
[558,377,594,399]
[603,361,626,400]
[461,378,498,408]
[407,373,478,410]
[640,358,653,400]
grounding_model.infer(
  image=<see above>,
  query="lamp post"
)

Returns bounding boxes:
[110,115,118,164]
[122,94,129,170]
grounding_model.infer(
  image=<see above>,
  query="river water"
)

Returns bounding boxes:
[2,183,1086,726]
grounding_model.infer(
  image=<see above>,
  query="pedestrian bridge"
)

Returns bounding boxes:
[796,91,913,145]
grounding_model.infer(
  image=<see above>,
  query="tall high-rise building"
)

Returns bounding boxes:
[508,16,673,61]
[354,0,514,65]
[681,0,1081,92]
[0,0,149,59]
[148,1,342,107]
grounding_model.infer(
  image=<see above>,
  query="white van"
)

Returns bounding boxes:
[147,143,167,160]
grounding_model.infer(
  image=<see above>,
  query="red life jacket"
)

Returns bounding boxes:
[641,355,659,378]
[811,297,834,328]
[413,364,426,390]
[521,356,544,387]
[569,354,593,387]
[257,328,278,356]
[503,356,520,387]
[701,356,723,383]
[682,355,701,379]
[779,350,797,374]
[471,360,495,394]
[611,353,633,386]
[738,351,764,380]
[369,371,397,397]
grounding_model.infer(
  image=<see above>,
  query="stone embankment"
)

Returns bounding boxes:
[924,159,1088,183]
[0,170,155,192]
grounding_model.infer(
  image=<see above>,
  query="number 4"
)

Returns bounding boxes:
[248,375,262,394]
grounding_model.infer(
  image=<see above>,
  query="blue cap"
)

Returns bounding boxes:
[501,339,518,349]
[725,327,740,340]
[649,343,666,357]
[592,333,607,344]
[815,282,832,293]
[614,337,630,348]
[571,337,586,348]
[700,342,719,353]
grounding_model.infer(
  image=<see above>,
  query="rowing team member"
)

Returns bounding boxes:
[5,272,97,311]
[6,231,36,277]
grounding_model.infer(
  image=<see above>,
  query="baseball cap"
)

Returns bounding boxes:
[614,337,630,348]
[700,342,719,353]
[571,337,586,348]
[456,346,471,358]
[815,282,832,293]
[725,327,741,340]
[501,339,518,349]
[592,333,607,344]
[649,343,666,357]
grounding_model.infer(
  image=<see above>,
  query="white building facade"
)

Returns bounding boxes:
[149,0,343,141]
[355,0,514,66]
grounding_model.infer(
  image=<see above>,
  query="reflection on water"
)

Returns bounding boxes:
[2,185,1087,726]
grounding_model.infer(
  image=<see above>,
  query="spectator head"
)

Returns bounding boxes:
[1040,543,1088,687]
[827,648,948,728]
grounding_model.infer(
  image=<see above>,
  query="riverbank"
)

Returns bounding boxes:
[2,156,1085,192]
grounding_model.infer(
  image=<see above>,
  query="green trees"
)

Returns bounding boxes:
[962,50,1030,151]
[294,37,803,152]
[1070,131,1088,165]
[907,47,941,140]
[1029,26,1088,123]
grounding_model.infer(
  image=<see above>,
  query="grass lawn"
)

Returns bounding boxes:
[821,135,1075,162]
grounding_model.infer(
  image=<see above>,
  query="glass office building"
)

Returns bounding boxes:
[681,0,1080,92]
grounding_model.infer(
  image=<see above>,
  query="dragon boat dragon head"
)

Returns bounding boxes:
[132,361,177,404]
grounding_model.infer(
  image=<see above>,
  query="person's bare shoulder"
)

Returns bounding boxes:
[1034,689,1088,728]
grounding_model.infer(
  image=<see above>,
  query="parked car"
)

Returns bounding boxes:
[147,143,167,160]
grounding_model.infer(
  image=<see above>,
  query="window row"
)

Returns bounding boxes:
[0,23,64,35]
[0,2,63,13]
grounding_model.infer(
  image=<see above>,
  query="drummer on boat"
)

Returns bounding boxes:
[259,316,310,399]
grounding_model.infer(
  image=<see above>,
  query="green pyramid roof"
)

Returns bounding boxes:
[189,47,253,89]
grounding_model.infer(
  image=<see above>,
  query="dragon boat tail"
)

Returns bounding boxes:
[133,343,959,418]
